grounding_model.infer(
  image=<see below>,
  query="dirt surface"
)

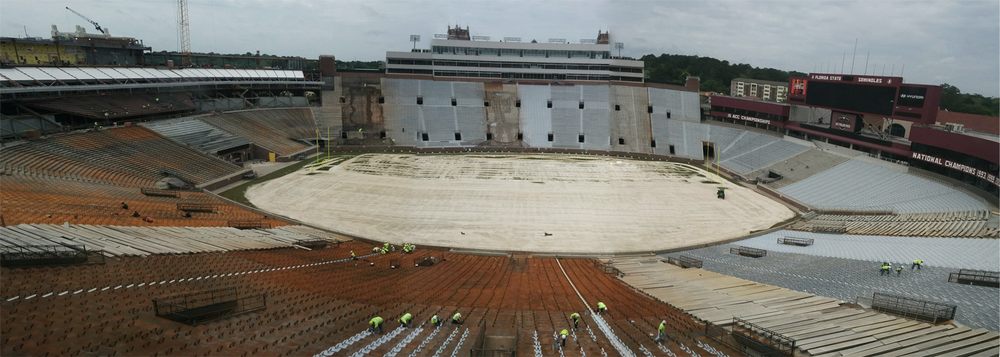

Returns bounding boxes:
[247,153,794,253]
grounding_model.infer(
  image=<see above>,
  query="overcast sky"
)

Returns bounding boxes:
[2,0,998,96]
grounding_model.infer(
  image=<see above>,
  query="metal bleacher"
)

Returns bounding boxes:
[141,117,250,155]
[0,224,343,256]
[778,159,990,214]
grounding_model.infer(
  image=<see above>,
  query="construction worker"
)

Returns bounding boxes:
[559,329,569,347]
[369,316,384,334]
[430,314,442,327]
[880,262,890,276]
[399,312,413,328]
[451,312,463,325]
[911,259,923,270]
[372,246,380,254]
[380,246,389,255]
[655,320,668,343]
[895,265,903,276]
[350,250,357,260]
[569,312,581,329]
[595,301,607,314]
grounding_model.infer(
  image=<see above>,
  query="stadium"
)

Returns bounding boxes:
[1,17,999,357]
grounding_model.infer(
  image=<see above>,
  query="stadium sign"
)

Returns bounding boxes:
[726,113,770,125]
[809,74,899,85]
[911,153,1000,186]
[809,74,843,81]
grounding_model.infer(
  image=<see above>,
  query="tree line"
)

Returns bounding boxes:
[641,53,998,117]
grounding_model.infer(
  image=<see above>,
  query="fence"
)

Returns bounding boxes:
[666,255,703,268]
[228,220,272,229]
[176,202,216,212]
[153,287,266,325]
[293,239,330,249]
[870,292,956,323]
[731,317,796,357]
[947,269,999,288]
[140,187,180,197]
[0,244,104,267]
[776,237,813,247]
[730,246,767,258]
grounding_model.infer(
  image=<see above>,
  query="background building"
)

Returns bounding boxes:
[0,25,148,66]
[385,26,644,82]
[730,77,788,103]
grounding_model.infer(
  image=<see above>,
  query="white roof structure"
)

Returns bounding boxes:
[0,66,312,94]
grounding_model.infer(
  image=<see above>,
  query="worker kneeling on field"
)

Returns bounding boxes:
[595,301,607,314]
[369,316,384,334]
[399,312,413,328]
[570,312,581,329]
[655,320,668,343]
[430,314,442,327]
[451,312,463,325]
[559,328,569,347]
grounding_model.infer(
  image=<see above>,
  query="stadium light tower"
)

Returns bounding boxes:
[410,35,420,50]
[614,42,624,57]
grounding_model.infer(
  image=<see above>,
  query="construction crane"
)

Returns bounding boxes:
[65,6,106,34]
[177,0,192,66]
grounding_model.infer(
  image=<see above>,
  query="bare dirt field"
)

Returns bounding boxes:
[247,153,794,254]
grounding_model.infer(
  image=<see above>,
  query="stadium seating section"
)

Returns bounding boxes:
[0,173,283,227]
[0,126,244,187]
[25,93,194,120]
[0,244,740,356]
[199,109,317,158]
[793,211,999,238]
[777,159,990,214]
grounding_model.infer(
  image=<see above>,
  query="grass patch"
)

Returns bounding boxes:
[219,154,356,207]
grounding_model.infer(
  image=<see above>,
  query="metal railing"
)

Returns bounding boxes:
[729,246,767,258]
[731,317,795,356]
[870,292,957,323]
[153,287,266,325]
[776,237,814,247]
[0,244,103,267]
[947,269,999,288]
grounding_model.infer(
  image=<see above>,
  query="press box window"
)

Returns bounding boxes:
[484,101,490,107]
[650,140,657,148]
[515,99,521,108]
[454,132,462,140]
[547,133,554,142]
[614,104,620,111]
[451,98,457,106]
[618,137,625,145]
[517,132,524,140]
[339,97,346,103]
[421,133,429,141]
[578,134,585,143]
[547,100,552,108]
[486,132,493,140]
[417,96,423,105]
[647,105,653,113]
[378,96,385,104]
[669,145,675,155]
[579,101,585,109]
